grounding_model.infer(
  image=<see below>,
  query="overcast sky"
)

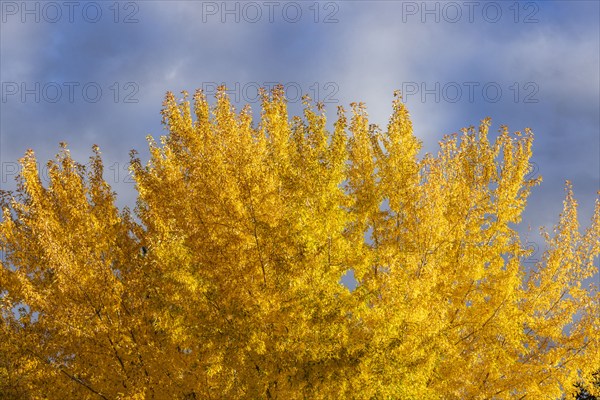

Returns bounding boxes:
[1,1,598,260]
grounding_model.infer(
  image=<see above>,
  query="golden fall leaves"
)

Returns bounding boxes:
[1,86,599,399]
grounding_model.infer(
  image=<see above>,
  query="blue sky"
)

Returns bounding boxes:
[1,0,599,256]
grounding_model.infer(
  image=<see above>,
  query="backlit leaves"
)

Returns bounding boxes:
[1,86,598,399]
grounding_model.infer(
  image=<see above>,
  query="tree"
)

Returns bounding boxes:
[1,86,598,399]
[576,371,600,400]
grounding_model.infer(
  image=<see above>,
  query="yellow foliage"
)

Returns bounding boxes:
[0,86,598,399]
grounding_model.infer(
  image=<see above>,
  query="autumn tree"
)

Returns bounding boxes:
[1,86,598,399]
[576,372,600,400]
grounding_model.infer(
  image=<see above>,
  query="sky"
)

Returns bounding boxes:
[1,0,599,266]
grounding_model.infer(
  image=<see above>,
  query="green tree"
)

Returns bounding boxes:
[576,371,600,400]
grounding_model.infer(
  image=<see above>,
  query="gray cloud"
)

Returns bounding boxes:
[1,0,597,232]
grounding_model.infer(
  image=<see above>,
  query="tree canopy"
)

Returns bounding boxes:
[1,86,598,399]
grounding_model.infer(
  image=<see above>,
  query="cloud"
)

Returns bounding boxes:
[1,1,597,224]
